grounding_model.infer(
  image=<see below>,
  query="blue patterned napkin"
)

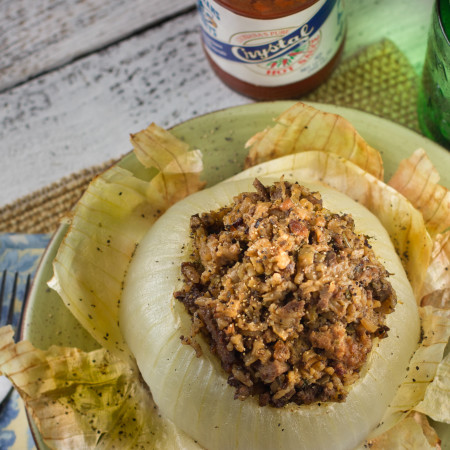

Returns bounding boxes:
[0,233,51,273]
[0,233,51,449]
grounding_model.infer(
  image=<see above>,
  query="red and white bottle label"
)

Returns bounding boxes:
[198,0,345,87]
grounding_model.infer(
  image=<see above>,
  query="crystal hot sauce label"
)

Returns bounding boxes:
[198,0,345,87]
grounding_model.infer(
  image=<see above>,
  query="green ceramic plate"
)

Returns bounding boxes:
[23,101,450,449]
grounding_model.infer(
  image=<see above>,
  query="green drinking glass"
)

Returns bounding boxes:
[417,0,450,150]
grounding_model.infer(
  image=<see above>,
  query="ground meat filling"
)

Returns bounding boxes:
[174,179,397,407]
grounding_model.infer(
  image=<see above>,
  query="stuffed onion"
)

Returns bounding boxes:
[121,173,420,450]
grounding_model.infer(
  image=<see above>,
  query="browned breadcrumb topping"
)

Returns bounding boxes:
[174,179,397,407]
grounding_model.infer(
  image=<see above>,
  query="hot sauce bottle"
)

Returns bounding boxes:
[198,0,346,100]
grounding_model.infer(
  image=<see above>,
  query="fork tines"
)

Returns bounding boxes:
[0,270,30,341]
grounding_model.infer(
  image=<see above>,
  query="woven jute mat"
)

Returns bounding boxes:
[0,39,419,234]
[304,39,420,132]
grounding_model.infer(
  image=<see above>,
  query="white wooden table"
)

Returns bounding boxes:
[0,0,434,207]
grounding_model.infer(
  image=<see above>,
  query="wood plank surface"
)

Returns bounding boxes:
[0,0,196,92]
[1,9,249,208]
[1,0,435,207]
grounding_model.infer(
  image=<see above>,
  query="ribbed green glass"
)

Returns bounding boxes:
[440,0,450,37]
[417,0,450,149]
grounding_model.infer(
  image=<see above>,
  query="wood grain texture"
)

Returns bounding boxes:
[0,0,196,92]
[0,0,435,207]
[1,10,249,207]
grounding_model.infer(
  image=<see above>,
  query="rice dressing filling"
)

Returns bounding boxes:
[174,179,397,407]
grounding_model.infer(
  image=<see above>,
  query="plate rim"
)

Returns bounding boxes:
[22,101,450,449]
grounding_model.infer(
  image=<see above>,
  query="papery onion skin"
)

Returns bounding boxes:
[120,177,420,450]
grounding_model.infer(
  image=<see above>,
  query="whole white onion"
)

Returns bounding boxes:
[120,176,420,450]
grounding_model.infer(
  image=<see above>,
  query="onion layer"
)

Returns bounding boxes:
[120,177,420,450]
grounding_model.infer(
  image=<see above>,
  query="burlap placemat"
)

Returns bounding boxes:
[0,39,419,234]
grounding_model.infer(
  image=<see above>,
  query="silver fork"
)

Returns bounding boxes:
[0,270,31,405]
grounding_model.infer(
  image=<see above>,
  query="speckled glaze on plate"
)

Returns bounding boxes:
[22,102,450,449]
